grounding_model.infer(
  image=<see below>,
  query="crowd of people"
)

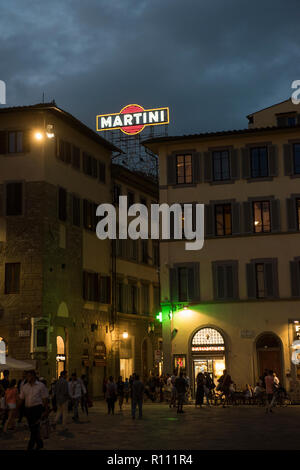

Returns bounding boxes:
[0,366,290,450]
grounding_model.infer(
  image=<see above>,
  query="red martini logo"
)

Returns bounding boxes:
[96,104,169,135]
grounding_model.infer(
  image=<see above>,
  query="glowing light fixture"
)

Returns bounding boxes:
[122,330,128,339]
[34,131,44,141]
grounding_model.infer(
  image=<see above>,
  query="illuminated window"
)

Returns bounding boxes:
[215,204,232,236]
[253,201,270,233]
[250,147,268,178]
[192,328,224,346]
[212,150,230,181]
[176,154,192,184]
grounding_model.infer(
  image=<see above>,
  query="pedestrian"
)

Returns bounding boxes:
[105,376,117,415]
[17,371,27,424]
[1,369,10,428]
[195,372,205,408]
[217,369,232,408]
[3,379,18,433]
[19,370,49,451]
[54,370,70,431]
[124,378,130,403]
[175,372,187,414]
[169,372,177,408]
[131,374,144,419]
[265,370,275,413]
[49,378,57,413]
[116,376,125,411]
[204,372,214,405]
[69,372,86,422]
[80,374,89,416]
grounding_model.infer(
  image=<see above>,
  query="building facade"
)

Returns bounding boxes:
[144,99,300,400]
[0,103,160,397]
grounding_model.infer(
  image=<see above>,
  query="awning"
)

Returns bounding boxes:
[0,356,34,371]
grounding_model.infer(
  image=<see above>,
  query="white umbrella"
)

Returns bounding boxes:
[0,356,34,371]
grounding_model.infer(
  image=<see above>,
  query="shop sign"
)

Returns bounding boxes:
[96,104,169,135]
[191,346,225,352]
[240,329,255,339]
[291,340,300,365]
[173,355,186,369]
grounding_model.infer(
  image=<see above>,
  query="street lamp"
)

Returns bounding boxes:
[122,330,128,339]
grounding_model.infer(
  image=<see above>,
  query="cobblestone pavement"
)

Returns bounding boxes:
[0,401,299,450]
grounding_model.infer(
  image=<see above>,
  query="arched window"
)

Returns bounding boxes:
[192,328,225,352]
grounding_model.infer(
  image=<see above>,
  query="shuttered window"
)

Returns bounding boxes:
[293,144,300,175]
[99,162,106,183]
[176,154,192,184]
[253,201,270,233]
[212,261,238,300]
[82,271,111,303]
[215,204,232,236]
[72,146,81,169]
[72,195,81,227]
[6,182,23,216]
[290,259,300,297]
[141,284,149,315]
[169,263,200,302]
[83,152,98,178]
[246,259,278,299]
[5,263,21,294]
[250,147,268,178]
[242,145,277,179]
[212,150,230,181]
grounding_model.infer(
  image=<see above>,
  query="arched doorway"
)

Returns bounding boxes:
[56,336,65,378]
[191,327,226,391]
[256,333,283,381]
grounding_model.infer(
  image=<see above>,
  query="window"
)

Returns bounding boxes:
[212,261,238,300]
[170,263,200,302]
[83,153,98,178]
[72,195,81,226]
[5,263,20,294]
[246,259,278,299]
[36,328,47,348]
[99,162,106,183]
[141,240,148,264]
[153,285,160,313]
[141,284,149,315]
[58,187,67,221]
[116,282,123,312]
[253,201,270,233]
[293,144,300,175]
[6,182,22,216]
[128,191,135,206]
[176,154,192,184]
[72,146,80,169]
[212,150,230,181]
[83,200,97,231]
[8,131,23,153]
[57,139,71,163]
[128,284,138,314]
[83,272,98,301]
[250,147,268,178]
[215,204,232,236]
[290,258,300,297]
[113,184,121,203]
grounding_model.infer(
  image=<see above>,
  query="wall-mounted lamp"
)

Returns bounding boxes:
[122,330,128,339]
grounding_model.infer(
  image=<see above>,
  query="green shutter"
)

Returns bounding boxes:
[286,198,297,231]
[264,260,278,298]
[204,151,212,182]
[270,199,281,232]
[290,260,300,297]
[231,202,240,234]
[246,263,256,299]
[192,152,201,183]
[283,144,293,176]
[205,204,214,237]
[243,201,253,233]
[230,149,239,179]
[241,147,251,179]
[268,145,278,177]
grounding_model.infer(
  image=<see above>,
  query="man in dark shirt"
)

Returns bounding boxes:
[175,372,187,414]
[131,374,144,419]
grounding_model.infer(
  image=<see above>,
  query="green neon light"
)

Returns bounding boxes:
[156,312,163,323]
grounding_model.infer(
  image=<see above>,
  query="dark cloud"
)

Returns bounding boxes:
[1,0,300,135]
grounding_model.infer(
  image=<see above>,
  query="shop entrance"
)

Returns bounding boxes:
[256,333,282,382]
[191,328,226,393]
[56,336,65,378]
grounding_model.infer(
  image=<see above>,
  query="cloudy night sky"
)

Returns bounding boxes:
[1,0,300,136]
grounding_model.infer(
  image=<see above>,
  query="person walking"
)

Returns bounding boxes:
[69,373,86,422]
[217,369,232,408]
[19,370,49,451]
[1,369,10,428]
[3,379,18,433]
[105,376,117,415]
[204,372,214,406]
[117,376,125,411]
[131,374,144,420]
[195,372,205,408]
[80,374,89,416]
[54,371,70,431]
[175,372,187,414]
[265,370,275,413]
[124,378,130,403]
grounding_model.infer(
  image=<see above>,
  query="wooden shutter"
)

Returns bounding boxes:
[290,261,300,297]
[246,263,256,299]
[286,198,297,231]
[241,147,251,179]
[92,158,98,178]
[230,149,239,179]
[167,154,176,185]
[192,152,201,183]
[231,202,240,234]
[277,116,286,127]
[169,268,178,302]
[270,199,281,232]
[203,151,212,182]
[99,162,106,183]
[243,201,253,233]
[0,131,7,154]
[65,142,71,164]
[188,263,200,302]
[283,144,293,176]
[264,260,278,298]
[268,145,278,177]
[23,131,31,153]
[204,204,214,237]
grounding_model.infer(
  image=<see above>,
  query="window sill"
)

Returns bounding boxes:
[209,179,236,185]
[246,176,274,183]
[171,183,197,189]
